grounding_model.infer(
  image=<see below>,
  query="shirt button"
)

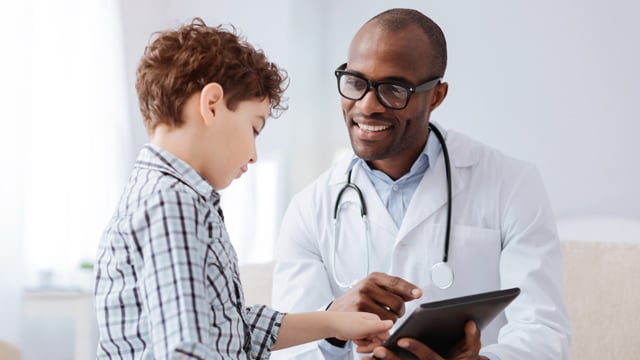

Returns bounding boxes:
[392,185,399,191]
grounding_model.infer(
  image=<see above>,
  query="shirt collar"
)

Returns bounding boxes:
[134,143,219,202]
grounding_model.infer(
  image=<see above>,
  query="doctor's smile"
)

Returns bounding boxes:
[351,118,394,140]
[355,121,391,133]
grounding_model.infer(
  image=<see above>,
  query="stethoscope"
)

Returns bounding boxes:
[332,123,454,290]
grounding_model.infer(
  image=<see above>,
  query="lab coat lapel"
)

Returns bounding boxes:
[396,132,470,241]
[351,167,400,233]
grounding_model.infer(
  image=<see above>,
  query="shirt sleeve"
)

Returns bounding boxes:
[244,304,285,359]
[481,165,571,359]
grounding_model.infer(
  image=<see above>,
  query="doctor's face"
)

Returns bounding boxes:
[340,23,447,176]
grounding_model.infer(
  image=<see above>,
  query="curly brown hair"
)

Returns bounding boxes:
[136,18,288,132]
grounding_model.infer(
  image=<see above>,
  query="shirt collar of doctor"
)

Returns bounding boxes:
[345,121,447,180]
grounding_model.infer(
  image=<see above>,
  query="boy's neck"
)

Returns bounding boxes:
[151,123,204,174]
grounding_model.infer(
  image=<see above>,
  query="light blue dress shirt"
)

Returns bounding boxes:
[345,122,445,228]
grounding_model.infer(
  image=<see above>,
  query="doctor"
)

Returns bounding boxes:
[272,8,571,360]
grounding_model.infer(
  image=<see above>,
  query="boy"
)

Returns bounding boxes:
[94,18,393,359]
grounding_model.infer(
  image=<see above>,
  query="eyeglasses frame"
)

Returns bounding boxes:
[334,63,442,110]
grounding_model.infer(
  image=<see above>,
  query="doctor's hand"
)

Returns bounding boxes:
[363,321,487,360]
[328,272,422,323]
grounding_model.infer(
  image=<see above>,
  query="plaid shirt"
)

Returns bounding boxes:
[95,144,284,359]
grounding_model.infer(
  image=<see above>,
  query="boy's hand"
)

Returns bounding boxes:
[332,312,393,350]
[362,321,486,359]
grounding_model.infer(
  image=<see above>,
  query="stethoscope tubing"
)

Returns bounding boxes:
[333,170,367,218]
[332,122,453,288]
[429,125,452,263]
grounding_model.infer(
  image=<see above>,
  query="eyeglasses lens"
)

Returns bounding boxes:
[338,73,409,109]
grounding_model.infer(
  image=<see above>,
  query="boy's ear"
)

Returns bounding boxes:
[199,82,224,125]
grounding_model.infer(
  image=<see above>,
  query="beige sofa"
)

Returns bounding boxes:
[0,340,20,360]
[240,222,640,359]
[561,240,640,358]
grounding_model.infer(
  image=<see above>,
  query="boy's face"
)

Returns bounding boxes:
[205,98,269,189]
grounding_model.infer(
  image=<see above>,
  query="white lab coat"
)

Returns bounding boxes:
[271,130,571,359]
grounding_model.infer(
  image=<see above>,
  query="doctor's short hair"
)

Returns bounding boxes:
[136,17,288,133]
[367,8,447,77]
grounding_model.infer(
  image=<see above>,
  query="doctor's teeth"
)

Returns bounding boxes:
[359,123,389,132]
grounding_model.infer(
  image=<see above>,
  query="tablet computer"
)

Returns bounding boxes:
[383,287,520,359]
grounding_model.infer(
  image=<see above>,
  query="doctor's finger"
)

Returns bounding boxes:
[335,284,404,321]
[446,321,482,358]
[369,272,422,301]
[356,278,418,318]
[462,320,482,353]
[351,292,404,321]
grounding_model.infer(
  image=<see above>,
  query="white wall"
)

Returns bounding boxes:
[315,0,640,220]
[119,0,640,224]
[424,0,640,219]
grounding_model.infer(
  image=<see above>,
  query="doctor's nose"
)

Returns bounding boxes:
[356,88,387,114]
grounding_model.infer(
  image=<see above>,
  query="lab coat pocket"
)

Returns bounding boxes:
[446,225,501,294]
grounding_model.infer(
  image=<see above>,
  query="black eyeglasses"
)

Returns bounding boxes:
[334,63,442,110]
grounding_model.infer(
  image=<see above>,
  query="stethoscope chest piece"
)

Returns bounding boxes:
[431,261,454,289]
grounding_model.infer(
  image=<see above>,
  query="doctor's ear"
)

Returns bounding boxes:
[429,82,448,111]
[199,82,224,123]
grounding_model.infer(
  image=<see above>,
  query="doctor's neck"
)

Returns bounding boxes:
[366,139,428,181]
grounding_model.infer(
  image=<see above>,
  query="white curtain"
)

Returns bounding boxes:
[0,2,28,344]
[0,0,128,346]
[21,0,129,287]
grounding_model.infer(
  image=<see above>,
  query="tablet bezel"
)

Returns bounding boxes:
[382,287,520,358]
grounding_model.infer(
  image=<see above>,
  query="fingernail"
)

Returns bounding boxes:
[374,350,386,359]
[411,288,421,297]
[470,321,478,333]
[398,340,410,348]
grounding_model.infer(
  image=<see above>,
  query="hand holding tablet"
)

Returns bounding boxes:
[382,287,520,359]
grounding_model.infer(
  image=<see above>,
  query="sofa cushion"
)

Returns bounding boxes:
[562,240,640,359]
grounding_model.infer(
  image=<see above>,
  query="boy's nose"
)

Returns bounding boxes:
[249,148,257,163]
